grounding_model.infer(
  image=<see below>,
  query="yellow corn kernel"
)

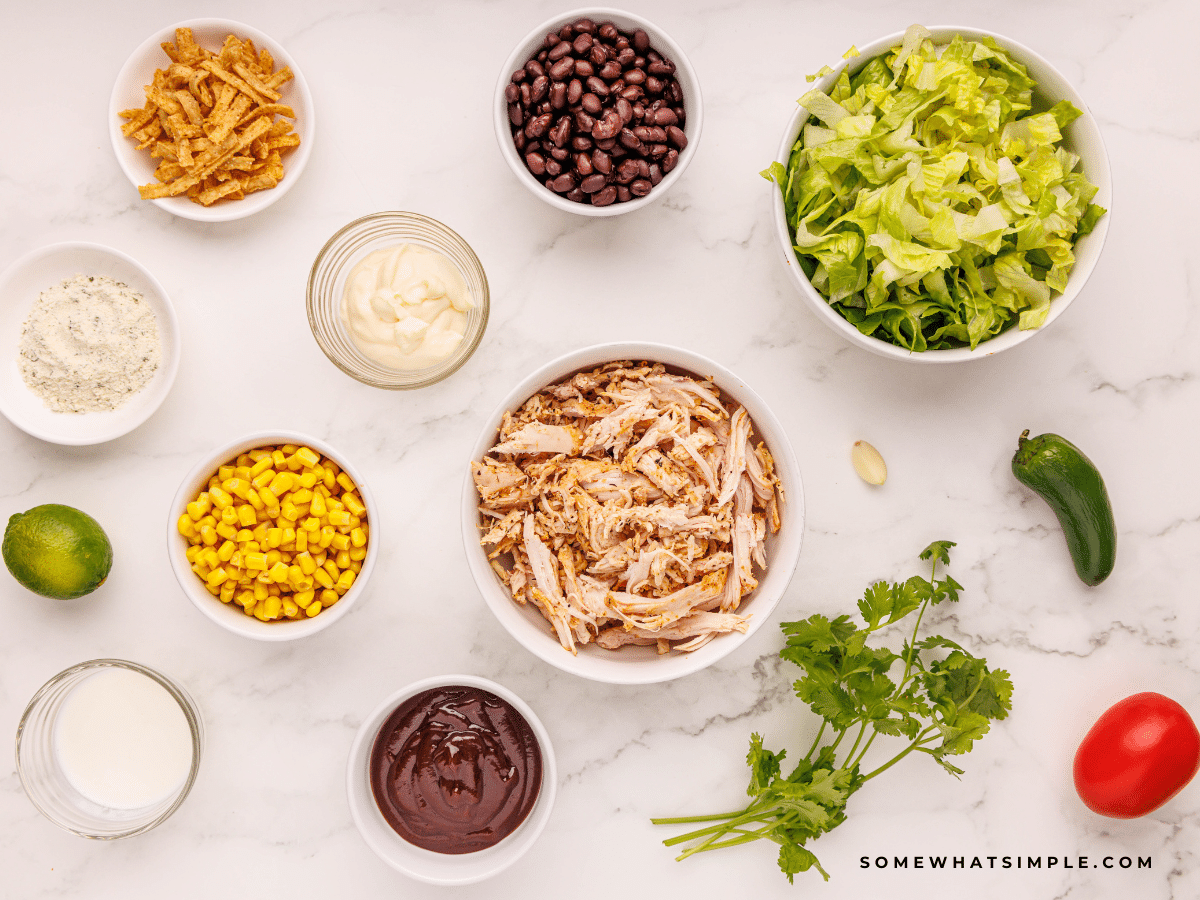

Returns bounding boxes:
[247,489,265,511]
[335,549,351,569]
[217,464,235,482]
[325,496,345,512]
[200,546,220,567]
[335,471,355,493]
[288,488,312,506]
[312,548,328,566]
[237,505,258,527]
[232,453,251,467]
[266,527,283,549]
[229,551,244,568]
[272,449,288,469]
[219,581,236,603]
[309,493,327,517]
[306,601,323,618]
[186,498,209,522]
[343,492,366,517]
[177,515,197,538]
[197,514,217,529]
[241,540,261,554]
[235,465,253,479]
[280,500,300,522]
[322,467,336,490]
[282,598,299,618]
[248,447,272,461]
[295,446,320,468]
[282,453,302,472]
[185,544,202,564]
[252,523,270,544]
[321,588,339,607]
[265,549,282,567]
[349,546,367,562]
[234,527,254,542]
[349,560,362,574]
[250,455,273,477]
[223,478,252,501]
[330,533,350,552]
[252,581,268,602]
[252,468,275,489]
[191,562,211,579]
[262,595,283,618]
[350,527,367,548]
[335,569,356,594]
[199,525,218,546]
[244,552,268,570]
[281,443,299,455]
[296,552,318,575]
[281,527,296,545]
[236,590,255,608]
[215,522,237,541]
[254,487,276,511]
[253,604,271,622]
[313,568,334,589]
[218,505,237,526]
[295,530,308,553]
[294,589,315,609]
[297,471,318,489]
[267,472,293,496]
[209,485,233,510]
[217,540,236,562]
[205,582,221,596]
[268,561,289,583]
[317,526,335,549]
[327,509,351,529]
[206,567,229,587]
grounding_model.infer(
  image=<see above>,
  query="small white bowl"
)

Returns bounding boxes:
[770,26,1112,362]
[167,431,378,641]
[494,7,702,217]
[462,342,805,684]
[109,18,314,222]
[0,242,180,445]
[346,674,557,885]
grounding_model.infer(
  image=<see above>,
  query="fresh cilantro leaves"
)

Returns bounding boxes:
[652,541,1013,883]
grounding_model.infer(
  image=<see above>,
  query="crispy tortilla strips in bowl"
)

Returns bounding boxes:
[462,343,805,684]
[109,20,313,221]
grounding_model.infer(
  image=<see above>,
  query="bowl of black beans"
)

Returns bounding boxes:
[495,8,702,216]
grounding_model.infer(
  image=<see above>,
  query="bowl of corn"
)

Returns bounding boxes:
[167,431,378,640]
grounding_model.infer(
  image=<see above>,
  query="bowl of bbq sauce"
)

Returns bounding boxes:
[347,674,557,884]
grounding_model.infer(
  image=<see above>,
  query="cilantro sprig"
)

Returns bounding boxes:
[651,541,1013,883]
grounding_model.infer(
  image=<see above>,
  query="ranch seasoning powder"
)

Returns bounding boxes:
[18,274,161,413]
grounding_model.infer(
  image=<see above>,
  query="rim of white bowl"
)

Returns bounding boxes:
[769,25,1112,362]
[0,241,181,445]
[108,18,314,222]
[462,341,805,684]
[494,7,703,217]
[346,674,557,885]
[167,430,378,640]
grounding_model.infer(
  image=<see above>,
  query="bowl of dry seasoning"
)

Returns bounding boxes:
[0,242,180,445]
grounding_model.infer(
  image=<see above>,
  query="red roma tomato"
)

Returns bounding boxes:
[1074,692,1200,818]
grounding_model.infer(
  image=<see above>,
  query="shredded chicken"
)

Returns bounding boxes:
[472,362,785,655]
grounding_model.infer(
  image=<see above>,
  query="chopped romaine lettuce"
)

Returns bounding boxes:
[764,25,1106,351]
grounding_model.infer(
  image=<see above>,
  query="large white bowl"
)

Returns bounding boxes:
[167,431,378,641]
[462,342,805,684]
[109,18,314,222]
[770,26,1112,362]
[494,7,702,217]
[346,674,557,885]
[0,242,180,445]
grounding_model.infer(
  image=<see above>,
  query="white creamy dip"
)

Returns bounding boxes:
[340,244,474,370]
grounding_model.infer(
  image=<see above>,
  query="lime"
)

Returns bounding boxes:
[3,504,113,600]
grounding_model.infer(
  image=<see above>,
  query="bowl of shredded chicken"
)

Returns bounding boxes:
[463,342,804,684]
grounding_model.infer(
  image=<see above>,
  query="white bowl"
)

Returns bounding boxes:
[346,674,557,885]
[494,7,702,217]
[462,342,805,684]
[109,18,314,222]
[167,431,378,641]
[770,26,1112,362]
[0,242,180,445]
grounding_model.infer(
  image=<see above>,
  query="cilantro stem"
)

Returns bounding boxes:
[844,720,869,763]
[861,725,940,782]
[803,721,827,762]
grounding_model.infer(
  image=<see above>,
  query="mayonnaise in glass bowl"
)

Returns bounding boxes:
[308,212,489,389]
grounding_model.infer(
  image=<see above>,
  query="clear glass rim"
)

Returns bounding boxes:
[15,658,204,840]
[306,211,490,390]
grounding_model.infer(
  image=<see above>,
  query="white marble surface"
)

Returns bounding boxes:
[2,0,1199,897]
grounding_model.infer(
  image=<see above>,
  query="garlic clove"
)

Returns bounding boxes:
[852,440,887,485]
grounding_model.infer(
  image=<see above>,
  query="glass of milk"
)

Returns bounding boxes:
[16,659,202,838]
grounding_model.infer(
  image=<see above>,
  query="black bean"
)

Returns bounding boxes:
[549,173,575,192]
[592,110,621,139]
[581,93,602,114]
[504,83,519,104]
[633,29,650,53]
[617,185,631,202]
[572,135,593,151]
[598,23,619,40]
[575,17,596,34]
[526,152,546,175]
[663,148,679,172]
[549,145,569,161]
[630,178,653,197]
[653,107,678,127]
[525,113,551,138]
[572,33,592,54]
[592,149,612,174]
[667,125,687,150]
[616,158,640,183]
[548,41,572,61]
[530,75,549,103]
[545,159,562,177]
[591,185,618,206]
[617,47,636,67]
[618,128,643,152]
[508,103,523,127]
[648,143,667,159]
[646,76,662,95]
[574,109,596,131]
[566,187,585,203]
[525,59,545,79]
[649,163,662,185]
[576,152,593,176]
[580,173,608,193]
[624,68,645,85]
[575,60,594,78]
[648,59,675,76]
[616,97,634,125]
[599,61,622,80]
[589,44,608,66]
[550,81,567,109]
[567,78,583,104]
[548,57,574,81]
[586,75,608,96]
[511,69,526,84]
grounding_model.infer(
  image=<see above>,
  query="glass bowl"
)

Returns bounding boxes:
[307,212,489,389]
[15,659,203,839]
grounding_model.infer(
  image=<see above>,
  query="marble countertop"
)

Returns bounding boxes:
[3,0,1198,897]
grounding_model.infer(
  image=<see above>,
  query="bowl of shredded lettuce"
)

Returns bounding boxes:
[766,25,1111,360]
